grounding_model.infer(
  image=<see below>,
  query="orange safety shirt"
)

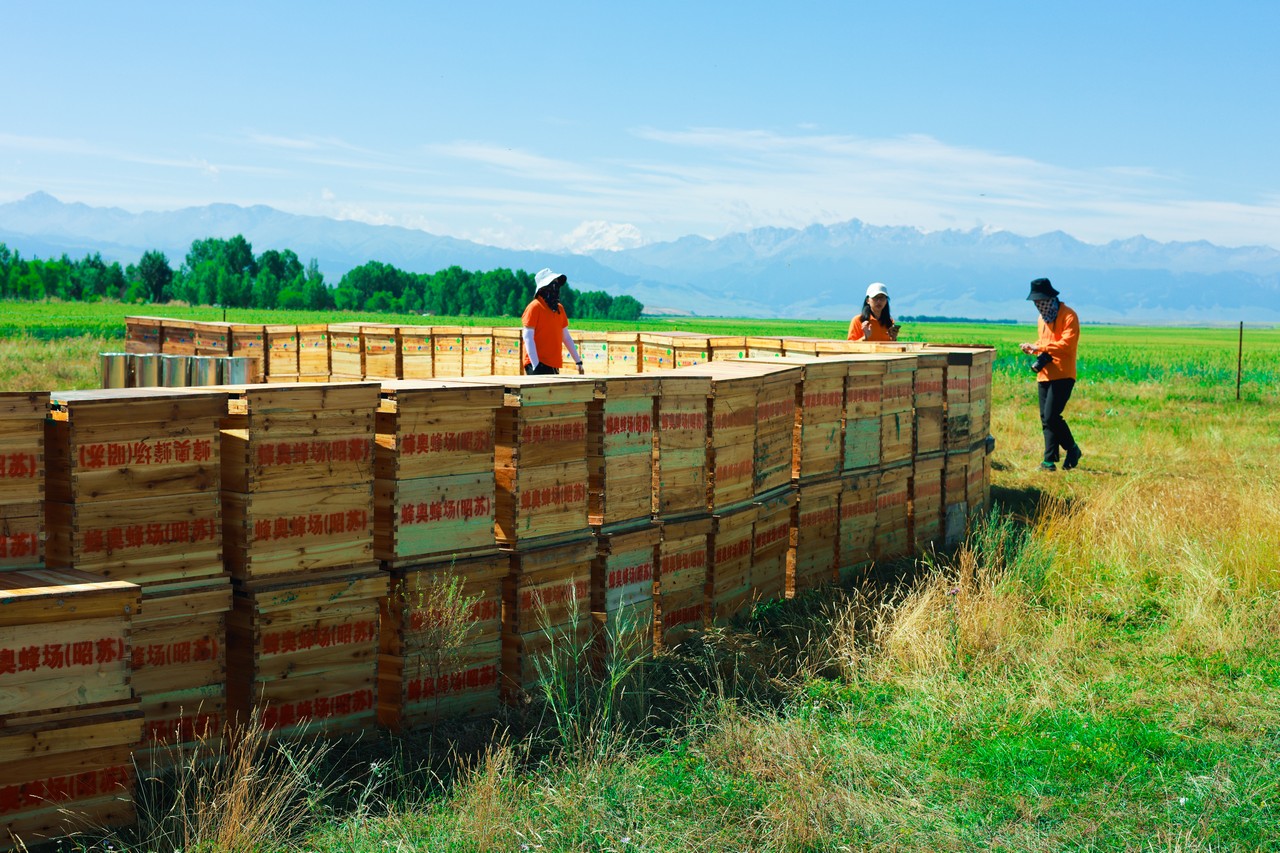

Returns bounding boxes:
[847,314,894,342]
[1035,303,1079,381]
[521,296,570,369]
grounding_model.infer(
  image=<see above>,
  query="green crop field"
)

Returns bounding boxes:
[3,302,1279,852]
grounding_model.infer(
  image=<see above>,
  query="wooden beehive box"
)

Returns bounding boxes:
[124,315,164,354]
[652,375,711,519]
[838,469,879,584]
[588,376,658,530]
[229,324,267,380]
[328,322,365,380]
[662,364,758,514]
[926,345,996,450]
[745,336,786,360]
[193,321,233,357]
[219,382,378,583]
[841,356,885,472]
[655,515,710,649]
[943,449,970,549]
[44,388,226,587]
[459,375,595,549]
[605,332,641,374]
[432,326,465,378]
[0,569,139,722]
[160,319,196,355]
[265,324,300,381]
[912,453,945,551]
[0,392,48,571]
[461,327,495,376]
[131,577,231,769]
[967,440,990,516]
[875,463,912,561]
[591,522,659,660]
[709,503,757,622]
[879,353,917,469]
[374,379,503,566]
[780,336,830,357]
[0,703,142,848]
[492,327,523,376]
[639,333,679,372]
[700,360,803,498]
[227,568,386,739]
[752,355,844,483]
[751,486,795,606]
[378,553,505,729]
[297,324,330,380]
[708,336,748,362]
[572,329,610,375]
[399,325,435,379]
[362,323,402,379]
[501,539,595,701]
[913,351,948,456]
[791,478,841,594]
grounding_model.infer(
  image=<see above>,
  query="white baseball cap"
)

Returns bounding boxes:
[534,268,566,292]
[866,282,889,299]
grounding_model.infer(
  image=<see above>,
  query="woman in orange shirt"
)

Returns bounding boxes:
[522,268,584,375]
[1019,277,1082,471]
[847,282,901,342]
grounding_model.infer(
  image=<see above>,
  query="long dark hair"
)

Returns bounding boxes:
[859,297,893,327]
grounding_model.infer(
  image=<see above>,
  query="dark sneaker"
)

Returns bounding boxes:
[1063,445,1082,470]
[1039,460,1057,472]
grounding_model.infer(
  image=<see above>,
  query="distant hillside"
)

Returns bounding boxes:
[2,192,1278,322]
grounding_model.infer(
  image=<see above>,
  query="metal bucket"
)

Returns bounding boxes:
[222,357,260,385]
[161,354,191,387]
[190,356,220,386]
[134,354,161,388]
[100,353,129,389]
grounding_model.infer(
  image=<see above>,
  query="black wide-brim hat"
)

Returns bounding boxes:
[1026,278,1060,300]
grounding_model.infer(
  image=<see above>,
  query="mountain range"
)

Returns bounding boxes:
[2,192,1278,323]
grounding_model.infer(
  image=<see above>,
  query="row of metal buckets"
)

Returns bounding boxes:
[100,353,261,389]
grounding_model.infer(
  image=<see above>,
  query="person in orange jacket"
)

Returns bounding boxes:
[522,268,585,375]
[1019,277,1082,471]
[847,282,901,342]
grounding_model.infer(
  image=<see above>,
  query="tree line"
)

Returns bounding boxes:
[0,236,644,320]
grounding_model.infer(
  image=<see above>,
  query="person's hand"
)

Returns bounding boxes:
[576,361,585,375]
[1019,342,1037,355]
[888,324,901,341]
[861,321,872,338]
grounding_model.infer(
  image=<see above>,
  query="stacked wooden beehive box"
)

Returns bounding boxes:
[454,375,597,701]
[265,324,300,382]
[218,382,385,739]
[399,325,435,379]
[297,324,330,382]
[327,323,365,381]
[373,379,505,727]
[44,387,230,767]
[0,570,143,846]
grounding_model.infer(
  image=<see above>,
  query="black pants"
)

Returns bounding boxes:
[1038,378,1076,463]
[524,363,559,375]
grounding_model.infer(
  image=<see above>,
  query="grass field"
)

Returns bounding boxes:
[4,302,1279,852]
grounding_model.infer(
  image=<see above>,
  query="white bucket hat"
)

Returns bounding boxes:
[865,282,889,299]
[534,268,566,293]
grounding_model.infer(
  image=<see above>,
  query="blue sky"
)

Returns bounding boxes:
[4,1,1278,252]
